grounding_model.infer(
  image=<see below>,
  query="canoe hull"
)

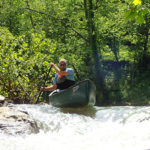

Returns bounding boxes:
[49,79,96,108]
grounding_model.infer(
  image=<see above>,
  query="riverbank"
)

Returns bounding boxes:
[1,93,150,107]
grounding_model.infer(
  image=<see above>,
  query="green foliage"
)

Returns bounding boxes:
[0,0,149,105]
[0,27,56,103]
[123,69,150,105]
[125,0,150,24]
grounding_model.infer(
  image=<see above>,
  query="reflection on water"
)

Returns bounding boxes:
[60,106,97,118]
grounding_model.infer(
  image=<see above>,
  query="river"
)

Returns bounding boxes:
[0,105,150,150]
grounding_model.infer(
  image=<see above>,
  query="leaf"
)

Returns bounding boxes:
[132,0,142,6]
[136,15,145,24]
[125,10,138,20]
[141,8,149,16]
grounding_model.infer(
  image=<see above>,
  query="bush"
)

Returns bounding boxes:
[0,27,56,103]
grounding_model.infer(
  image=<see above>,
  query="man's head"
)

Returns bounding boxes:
[59,59,67,71]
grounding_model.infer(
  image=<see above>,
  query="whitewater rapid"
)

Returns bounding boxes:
[0,105,150,150]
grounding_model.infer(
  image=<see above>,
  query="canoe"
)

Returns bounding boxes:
[49,79,96,108]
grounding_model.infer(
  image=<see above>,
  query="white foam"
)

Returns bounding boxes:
[0,105,150,150]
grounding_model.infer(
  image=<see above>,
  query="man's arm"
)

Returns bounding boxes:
[50,63,69,76]
[59,71,69,76]
[40,84,57,91]
[50,63,60,73]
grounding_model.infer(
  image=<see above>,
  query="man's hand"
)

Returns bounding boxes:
[40,87,45,91]
[50,63,60,73]
[50,63,54,67]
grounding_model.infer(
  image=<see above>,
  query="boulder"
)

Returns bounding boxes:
[0,95,13,107]
[0,95,5,107]
[0,95,5,100]
[0,107,39,135]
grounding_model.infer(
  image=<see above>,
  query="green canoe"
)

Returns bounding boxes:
[49,79,96,108]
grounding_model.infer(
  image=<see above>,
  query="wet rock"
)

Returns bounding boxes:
[0,100,4,107]
[0,95,5,107]
[0,95,13,107]
[0,95,5,100]
[0,107,39,135]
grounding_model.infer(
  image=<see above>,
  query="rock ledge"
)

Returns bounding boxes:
[0,107,39,135]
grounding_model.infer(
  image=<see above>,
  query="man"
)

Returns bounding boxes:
[40,59,75,92]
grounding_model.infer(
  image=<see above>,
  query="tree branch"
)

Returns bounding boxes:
[24,8,89,43]
[71,28,89,42]
[24,8,47,15]
[25,1,35,29]
[71,64,81,81]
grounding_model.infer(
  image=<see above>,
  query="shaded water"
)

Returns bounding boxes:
[0,105,150,150]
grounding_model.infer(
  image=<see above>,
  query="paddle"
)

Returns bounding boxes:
[35,66,52,104]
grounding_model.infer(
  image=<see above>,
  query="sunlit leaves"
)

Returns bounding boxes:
[132,0,142,5]
[125,0,149,24]
[0,0,149,104]
[0,27,56,102]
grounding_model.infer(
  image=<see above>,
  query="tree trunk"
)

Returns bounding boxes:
[25,0,35,29]
[138,15,150,71]
[8,0,12,32]
[142,15,149,69]
[84,0,109,105]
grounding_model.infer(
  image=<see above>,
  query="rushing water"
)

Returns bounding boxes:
[0,104,150,150]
